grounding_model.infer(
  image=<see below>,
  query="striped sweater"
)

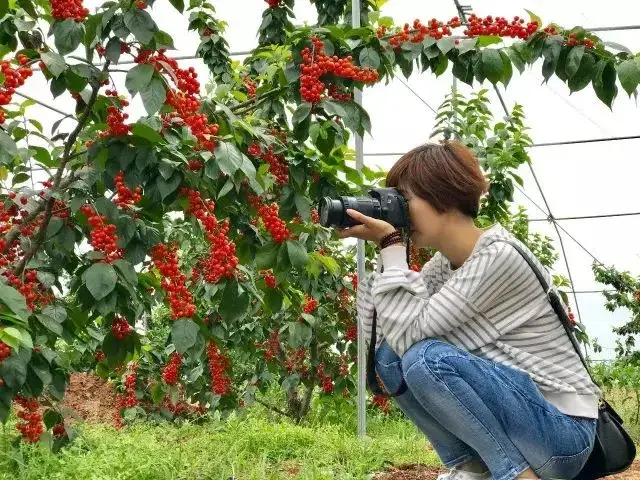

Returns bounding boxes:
[357,223,601,418]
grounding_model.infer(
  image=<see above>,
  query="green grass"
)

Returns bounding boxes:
[2,387,639,480]
[0,397,439,480]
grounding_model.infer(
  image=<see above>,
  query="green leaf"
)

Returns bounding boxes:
[499,51,512,87]
[171,319,199,353]
[16,0,36,18]
[0,0,8,17]
[36,313,63,335]
[456,38,477,55]
[481,49,503,84]
[436,37,456,55]
[255,241,280,269]
[286,241,309,268]
[0,348,30,389]
[105,37,122,64]
[156,173,181,200]
[288,322,312,348]
[594,60,618,109]
[123,8,157,45]
[239,155,263,194]
[53,19,84,55]
[113,259,138,285]
[292,102,312,127]
[83,263,118,301]
[359,46,380,69]
[219,281,249,323]
[524,9,542,29]
[0,283,29,321]
[316,253,340,275]
[477,35,502,47]
[40,52,66,78]
[141,77,166,115]
[565,46,585,79]
[169,0,184,13]
[616,59,640,97]
[0,327,23,349]
[541,38,562,83]
[42,304,66,324]
[264,289,283,312]
[132,122,164,143]
[0,385,11,423]
[125,64,154,95]
[0,130,18,165]
[153,30,174,50]
[214,141,243,176]
[187,364,203,383]
[294,193,311,221]
[568,52,595,93]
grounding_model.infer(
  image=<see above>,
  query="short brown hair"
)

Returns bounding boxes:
[386,141,489,218]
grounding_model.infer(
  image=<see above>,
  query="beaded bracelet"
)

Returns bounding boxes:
[380,230,404,249]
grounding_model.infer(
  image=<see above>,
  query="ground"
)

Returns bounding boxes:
[372,462,640,479]
[61,371,117,423]
[59,373,640,479]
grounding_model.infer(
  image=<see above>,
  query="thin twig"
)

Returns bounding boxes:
[14,62,110,276]
[253,397,289,417]
[229,87,287,113]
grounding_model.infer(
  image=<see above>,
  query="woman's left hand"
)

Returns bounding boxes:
[335,209,398,246]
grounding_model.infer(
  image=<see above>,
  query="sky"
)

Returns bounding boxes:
[16,0,640,360]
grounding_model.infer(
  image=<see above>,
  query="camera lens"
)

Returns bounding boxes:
[318,197,345,227]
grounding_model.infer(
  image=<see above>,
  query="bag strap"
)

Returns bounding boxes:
[493,239,596,384]
[366,240,410,396]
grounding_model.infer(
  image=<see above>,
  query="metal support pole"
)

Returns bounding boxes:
[352,0,367,440]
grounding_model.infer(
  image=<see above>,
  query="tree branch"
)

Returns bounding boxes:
[229,86,288,113]
[14,61,110,276]
[253,397,289,418]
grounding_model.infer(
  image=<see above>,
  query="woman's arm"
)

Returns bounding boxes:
[371,242,536,356]
[356,246,442,346]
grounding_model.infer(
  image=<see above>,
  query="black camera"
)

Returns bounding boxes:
[318,187,409,229]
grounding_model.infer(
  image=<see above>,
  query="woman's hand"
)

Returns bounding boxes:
[335,209,398,246]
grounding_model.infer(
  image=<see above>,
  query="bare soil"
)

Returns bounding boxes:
[61,372,116,424]
[373,462,640,479]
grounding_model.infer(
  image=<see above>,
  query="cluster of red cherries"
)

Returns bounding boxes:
[260,269,277,288]
[247,194,292,244]
[255,329,280,361]
[114,363,139,428]
[207,340,232,396]
[151,243,196,320]
[131,49,219,152]
[162,352,182,385]
[182,188,238,285]
[316,363,334,394]
[114,171,142,209]
[248,144,289,185]
[111,314,132,340]
[14,395,44,443]
[79,205,123,262]
[50,0,89,21]
[302,295,319,314]
[299,36,379,104]
[0,54,33,124]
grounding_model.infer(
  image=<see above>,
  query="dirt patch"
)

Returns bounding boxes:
[373,461,640,479]
[606,461,640,479]
[374,463,445,480]
[61,372,116,424]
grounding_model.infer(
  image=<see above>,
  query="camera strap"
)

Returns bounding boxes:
[366,239,411,397]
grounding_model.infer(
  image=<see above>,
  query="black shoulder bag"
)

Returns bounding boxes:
[494,239,635,479]
[365,238,636,478]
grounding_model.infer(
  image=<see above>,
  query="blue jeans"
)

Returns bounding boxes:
[375,339,597,480]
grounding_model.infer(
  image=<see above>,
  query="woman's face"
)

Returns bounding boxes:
[398,185,444,249]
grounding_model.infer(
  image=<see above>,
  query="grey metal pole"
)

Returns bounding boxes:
[352,0,367,440]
